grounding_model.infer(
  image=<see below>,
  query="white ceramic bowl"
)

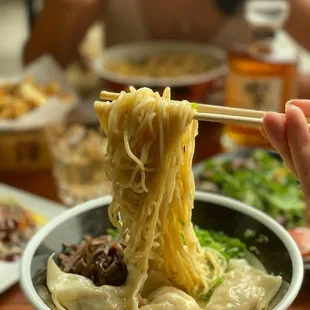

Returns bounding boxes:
[92,41,227,87]
[20,192,304,310]
[91,41,227,105]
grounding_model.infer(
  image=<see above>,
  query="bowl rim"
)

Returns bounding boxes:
[20,192,304,310]
[91,40,228,87]
[193,148,310,271]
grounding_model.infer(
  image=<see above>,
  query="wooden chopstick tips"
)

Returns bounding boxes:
[99,90,310,128]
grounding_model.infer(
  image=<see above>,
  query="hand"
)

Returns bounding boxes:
[261,100,310,225]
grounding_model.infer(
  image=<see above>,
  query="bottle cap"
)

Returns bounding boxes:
[245,0,290,30]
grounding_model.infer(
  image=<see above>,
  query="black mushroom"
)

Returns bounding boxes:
[59,234,127,286]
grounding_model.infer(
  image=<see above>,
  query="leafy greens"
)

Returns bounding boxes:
[197,150,305,229]
[194,226,247,260]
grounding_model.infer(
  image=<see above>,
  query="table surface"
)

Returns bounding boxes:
[1,123,310,309]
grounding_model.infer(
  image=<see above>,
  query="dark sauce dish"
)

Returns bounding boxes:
[20,192,303,310]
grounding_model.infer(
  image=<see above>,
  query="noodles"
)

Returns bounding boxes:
[44,86,282,310]
[94,87,226,300]
[106,52,219,78]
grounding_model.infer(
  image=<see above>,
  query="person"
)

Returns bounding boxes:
[23,0,310,98]
[24,1,310,223]
[262,100,310,224]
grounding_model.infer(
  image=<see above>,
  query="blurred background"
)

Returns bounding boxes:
[1,0,310,209]
[1,0,310,308]
[1,0,310,205]
[1,0,310,76]
[0,0,28,76]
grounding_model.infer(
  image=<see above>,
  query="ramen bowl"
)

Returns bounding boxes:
[91,41,227,104]
[20,192,304,310]
[92,41,226,162]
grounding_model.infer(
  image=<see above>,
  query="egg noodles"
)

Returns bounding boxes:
[96,87,226,299]
[45,87,282,310]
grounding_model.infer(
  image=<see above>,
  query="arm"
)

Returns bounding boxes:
[285,0,310,51]
[23,0,105,68]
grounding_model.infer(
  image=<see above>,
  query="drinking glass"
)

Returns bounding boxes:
[45,122,111,206]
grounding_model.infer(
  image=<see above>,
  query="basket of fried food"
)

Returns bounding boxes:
[0,75,77,172]
[0,76,73,120]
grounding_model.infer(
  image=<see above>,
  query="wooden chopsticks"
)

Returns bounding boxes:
[100,90,310,128]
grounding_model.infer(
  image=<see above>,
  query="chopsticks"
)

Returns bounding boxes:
[100,90,310,127]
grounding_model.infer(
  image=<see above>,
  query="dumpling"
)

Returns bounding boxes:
[142,270,171,297]
[46,257,125,310]
[205,259,282,310]
[141,286,201,310]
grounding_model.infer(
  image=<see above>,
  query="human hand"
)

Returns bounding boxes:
[261,100,310,225]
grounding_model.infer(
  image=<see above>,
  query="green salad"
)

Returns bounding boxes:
[196,149,305,229]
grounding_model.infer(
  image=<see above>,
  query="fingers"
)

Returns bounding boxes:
[286,105,310,200]
[263,100,310,225]
[259,126,267,139]
[286,99,310,116]
[262,112,297,175]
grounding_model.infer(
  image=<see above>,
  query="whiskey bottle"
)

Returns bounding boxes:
[223,0,297,149]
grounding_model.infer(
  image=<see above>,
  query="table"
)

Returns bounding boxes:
[0,170,58,310]
[1,122,310,309]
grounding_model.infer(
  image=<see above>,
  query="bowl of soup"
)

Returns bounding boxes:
[91,41,227,161]
[20,192,303,310]
[91,41,227,104]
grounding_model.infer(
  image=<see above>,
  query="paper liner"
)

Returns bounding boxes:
[0,55,79,132]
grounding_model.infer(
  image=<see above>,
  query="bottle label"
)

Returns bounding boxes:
[226,73,283,111]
